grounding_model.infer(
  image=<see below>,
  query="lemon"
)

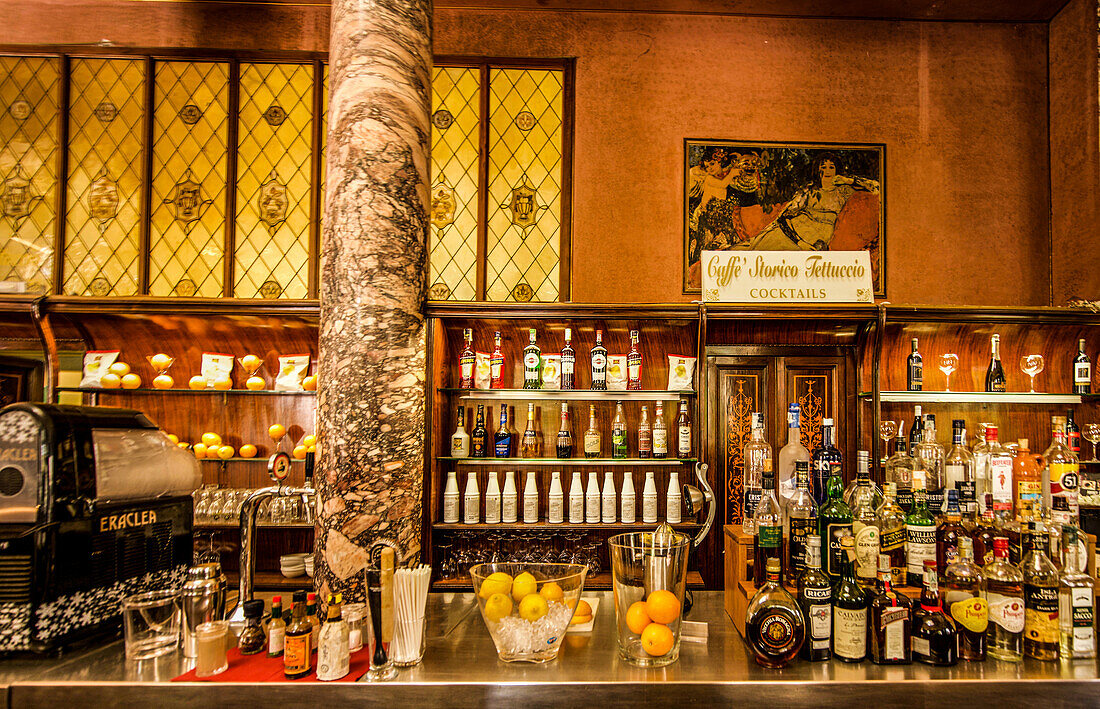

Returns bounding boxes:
[539,581,564,603]
[512,571,537,602]
[479,571,513,599]
[518,593,549,623]
[483,592,513,623]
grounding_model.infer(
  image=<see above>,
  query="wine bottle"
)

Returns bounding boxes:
[493,405,512,458]
[555,403,573,459]
[1073,338,1091,395]
[907,338,923,391]
[985,334,1006,393]
[612,402,627,459]
[583,404,601,459]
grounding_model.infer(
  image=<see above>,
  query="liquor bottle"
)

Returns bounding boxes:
[1073,338,1091,395]
[936,489,966,576]
[317,594,349,681]
[621,472,636,523]
[870,553,913,665]
[1043,417,1080,527]
[1058,525,1096,660]
[560,327,575,390]
[520,403,540,458]
[984,425,1014,524]
[907,337,923,391]
[914,414,945,514]
[667,470,682,524]
[1014,438,1043,522]
[908,406,924,456]
[886,424,914,513]
[742,413,768,536]
[971,495,998,567]
[626,329,642,390]
[818,458,853,584]
[971,423,993,514]
[652,402,668,459]
[305,593,321,649]
[912,560,958,666]
[676,400,692,459]
[1022,522,1060,660]
[547,471,564,524]
[522,328,541,389]
[832,535,869,663]
[451,407,470,458]
[810,418,842,507]
[850,451,881,588]
[268,596,286,658]
[642,471,658,524]
[797,535,832,661]
[985,334,1006,392]
[523,472,539,524]
[746,558,806,668]
[583,405,601,459]
[612,402,628,459]
[463,472,480,524]
[945,419,975,519]
[442,471,460,524]
[459,327,476,389]
[555,403,573,459]
[637,405,653,459]
[984,536,1025,661]
[602,471,617,523]
[568,471,584,524]
[489,331,505,389]
[484,471,501,524]
[777,403,811,507]
[753,466,783,586]
[877,482,907,587]
[283,591,312,679]
[590,330,607,391]
[470,404,488,458]
[905,485,937,587]
[944,537,987,661]
[494,405,512,458]
[585,472,601,524]
[502,470,518,523]
[786,461,818,585]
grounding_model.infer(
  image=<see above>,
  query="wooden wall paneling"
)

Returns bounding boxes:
[708,357,770,528]
[424,317,446,567]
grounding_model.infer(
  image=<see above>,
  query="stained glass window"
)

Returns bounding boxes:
[149,61,229,298]
[64,58,145,296]
[234,62,313,300]
[0,56,58,294]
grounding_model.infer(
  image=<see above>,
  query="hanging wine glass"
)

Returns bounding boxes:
[938,354,959,392]
[1019,354,1045,393]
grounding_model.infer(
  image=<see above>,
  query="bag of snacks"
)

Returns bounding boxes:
[607,355,628,390]
[475,352,492,390]
[275,354,310,391]
[201,353,235,389]
[667,355,697,391]
[541,355,561,389]
[80,350,119,387]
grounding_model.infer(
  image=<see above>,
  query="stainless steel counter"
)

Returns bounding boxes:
[3,591,1099,708]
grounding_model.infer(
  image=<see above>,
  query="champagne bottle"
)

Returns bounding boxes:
[985,334,1006,393]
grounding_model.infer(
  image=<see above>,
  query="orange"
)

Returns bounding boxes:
[292,445,308,460]
[268,424,286,441]
[239,444,258,458]
[302,375,318,391]
[640,622,674,657]
[645,589,681,625]
[626,601,651,635]
[108,362,130,376]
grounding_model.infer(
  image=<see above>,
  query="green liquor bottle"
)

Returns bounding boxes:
[818,464,853,583]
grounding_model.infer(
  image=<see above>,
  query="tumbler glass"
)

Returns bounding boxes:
[194,620,229,677]
[122,589,181,660]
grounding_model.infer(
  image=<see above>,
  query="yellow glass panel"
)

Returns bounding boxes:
[234,62,312,299]
[149,61,229,297]
[486,68,562,302]
[429,66,479,301]
[317,63,327,289]
[0,56,58,294]
[64,58,144,296]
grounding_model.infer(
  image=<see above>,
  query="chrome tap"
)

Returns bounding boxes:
[682,462,715,548]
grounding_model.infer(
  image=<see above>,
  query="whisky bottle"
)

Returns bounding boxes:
[810,418,842,507]
[470,404,488,458]
[984,536,1024,661]
[1043,418,1080,527]
[611,402,627,459]
[785,461,818,585]
[490,331,505,389]
[626,329,642,390]
[913,415,945,515]
[777,402,811,506]
[1072,338,1091,395]
[522,328,541,389]
[1013,438,1042,522]
[905,485,937,587]
[1066,409,1081,455]
[590,329,607,391]
[1058,525,1096,660]
[652,401,668,459]
[876,482,907,587]
[585,472,601,523]
[1022,522,1060,661]
[936,489,966,576]
[568,471,584,523]
[832,536,869,663]
[502,470,518,523]
[484,471,501,524]
[520,403,540,458]
[620,472,636,523]
[870,553,913,664]
[908,406,924,459]
[944,537,987,661]
[493,405,512,458]
[442,470,460,524]
[676,400,692,459]
[463,472,480,524]
[637,405,652,459]
[459,327,476,389]
[743,412,771,536]
[844,450,882,511]
[560,327,575,390]
[818,457,853,584]
[583,404,601,459]
[850,451,881,588]
[985,334,1006,392]
[547,471,563,524]
[907,337,923,391]
[450,406,470,458]
[944,419,975,519]
[746,558,806,668]
[753,466,783,586]
[912,560,958,665]
[970,496,998,567]
[556,403,573,459]
[797,535,832,661]
[886,424,914,513]
[522,471,538,524]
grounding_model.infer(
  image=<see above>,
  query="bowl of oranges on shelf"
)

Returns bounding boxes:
[470,562,588,663]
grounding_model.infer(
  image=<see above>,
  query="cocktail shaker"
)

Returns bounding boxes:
[181,562,227,658]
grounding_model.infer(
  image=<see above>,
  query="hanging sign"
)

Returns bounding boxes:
[701,250,874,303]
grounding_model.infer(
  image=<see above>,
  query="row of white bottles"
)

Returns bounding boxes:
[442,470,681,525]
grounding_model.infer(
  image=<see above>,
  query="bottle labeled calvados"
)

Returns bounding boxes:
[746,558,806,668]
[831,536,868,663]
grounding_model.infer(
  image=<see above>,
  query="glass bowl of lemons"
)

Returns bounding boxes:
[470,562,588,663]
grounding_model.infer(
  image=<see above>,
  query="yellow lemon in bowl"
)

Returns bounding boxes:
[511,571,537,602]
[121,373,142,389]
[538,581,564,603]
[483,593,513,623]
[478,571,513,599]
[152,374,174,389]
[518,593,549,623]
[245,376,265,391]
[150,353,172,371]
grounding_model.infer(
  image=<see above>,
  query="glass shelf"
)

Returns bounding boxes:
[432,520,701,531]
[859,391,1085,405]
[438,388,695,401]
[57,387,316,396]
[438,457,697,466]
[198,457,306,463]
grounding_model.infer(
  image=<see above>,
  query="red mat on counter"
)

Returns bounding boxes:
[172,646,374,682]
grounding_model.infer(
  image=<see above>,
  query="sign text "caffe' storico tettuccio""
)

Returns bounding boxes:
[702,250,874,303]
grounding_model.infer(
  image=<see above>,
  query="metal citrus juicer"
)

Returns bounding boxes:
[645,462,714,613]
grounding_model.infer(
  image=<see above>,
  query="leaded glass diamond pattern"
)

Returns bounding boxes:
[0,56,58,293]
[234,62,312,299]
[64,58,144,296]
[317,63,328,291]
[486,68,562,302]
[430,66,479,301]
[149,61,228,297]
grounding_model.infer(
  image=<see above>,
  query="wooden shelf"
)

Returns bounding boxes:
[194,523,315,530]
[198,457,308,463]
[439,388,695,401]
[228,570,315,591]
[432,520,702,531]
[861,391,1085,405]
[438,457,698,466]
[56,386,316,396]
[432,570,705,590]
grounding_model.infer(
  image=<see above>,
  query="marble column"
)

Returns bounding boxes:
[316,0,432,602]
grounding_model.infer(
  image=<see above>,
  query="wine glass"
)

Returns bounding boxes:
[878,420,898,475]
[1083,423,1100,463]
[939,354,959,392]
[1019,354,1045,393]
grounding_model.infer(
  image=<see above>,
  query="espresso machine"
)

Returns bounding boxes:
[0,403,200,654]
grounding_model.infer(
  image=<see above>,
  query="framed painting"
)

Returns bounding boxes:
[684,140,885,297]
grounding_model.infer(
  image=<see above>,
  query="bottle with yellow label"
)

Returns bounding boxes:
[944,537,987,661]
[1043,417,1080,527]
[1012,440,1043,522]
[1022,522,1060,661]
[283,590,313,679]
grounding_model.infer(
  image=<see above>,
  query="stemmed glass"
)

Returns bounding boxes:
[878,420,898,476]
[1020,354,1045,393]
[939,354,959,392]
[1083,423,1100,463]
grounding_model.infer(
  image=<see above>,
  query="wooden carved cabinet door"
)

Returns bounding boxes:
[779,356,852,468]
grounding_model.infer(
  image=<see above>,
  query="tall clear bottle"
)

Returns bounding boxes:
[1022,522,1060,661]
[602,471,617,523]
[913,415,945,516]
[945,419,976,520]
[845,449,883,511]
[547,471,564,524]
[876,482,907,587]
[984,536,1024,662]
[850,451,881,588]
[753,465,783,586]
[1058,525,1096,660]
[583,405,601,459]
[743,412,772,536]
[944,537,987,661]
[522,328,541,389]
[810,418,842,507]
[778,402,811,506]
[502,471,518,523]
[585,472,601,523]
[985,425,1015,524]
[972,422,992,514]
[785,461,818,585]
[620,472,636,523]
[885,423,914,513]
[908,405,924,455]
[484,471,501,524]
